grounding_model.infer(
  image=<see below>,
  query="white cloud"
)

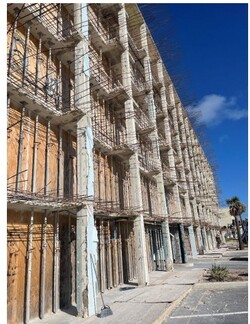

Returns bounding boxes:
[186,94,247,126]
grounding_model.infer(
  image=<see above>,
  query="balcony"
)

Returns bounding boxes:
[152,76,163,90]
[139,155,161,176]
[155,102,166,119]
[92,115,134,159]
[158,133,171,152]
[134,103,155,134]
[130,67,149,96]
[7,61,83,132]
[89,50,129,101]
[128,33,147,60]
[162,164,175,188]
[88,6,124,54]
[8,4,82,45]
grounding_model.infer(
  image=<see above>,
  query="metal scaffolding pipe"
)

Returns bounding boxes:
[25,209,34,324]
[22,22,31,86]
[44,118,51,195]
[8,8,19,77]
[57,125,63,197]
[53,212,60,313]
[40,210,48,319]
[35,32,43,96]
[31,113,38,193]
[16,103,26,191]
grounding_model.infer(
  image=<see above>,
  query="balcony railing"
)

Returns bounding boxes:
[134,104,154,133]
[22,4,82,43]
[158,132,170,151]
[162,163,175,187]
[88,6,121,51]
[139,155,161,175]
[130,67,146,94]
[128,33,147,59]
[8,60,76,114]
[89,49,124,97]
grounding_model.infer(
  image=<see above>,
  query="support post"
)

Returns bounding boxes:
[118,4,149,286]
[25,209,34,324]
[16,102,26,191]
[40,210,47,319]
[178,223,188,263]
[188,225,197,258]
[53,212,60,313]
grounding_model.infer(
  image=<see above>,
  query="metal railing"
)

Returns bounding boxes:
[8,60,75,112]
[25,4,80,42]
[134,104,153,131]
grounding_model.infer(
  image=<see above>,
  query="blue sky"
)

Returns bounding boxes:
[140,4,248,217]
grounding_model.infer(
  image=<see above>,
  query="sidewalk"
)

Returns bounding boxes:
[31,267,204,324]
[31,246,247,324]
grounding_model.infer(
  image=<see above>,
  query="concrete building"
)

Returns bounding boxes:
[7,3,220,323]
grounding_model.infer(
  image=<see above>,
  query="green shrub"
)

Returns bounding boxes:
[210,264,229,281]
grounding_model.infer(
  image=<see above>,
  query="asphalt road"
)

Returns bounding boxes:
[163,282,248,324]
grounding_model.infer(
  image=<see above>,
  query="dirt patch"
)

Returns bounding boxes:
[202,269,248,282]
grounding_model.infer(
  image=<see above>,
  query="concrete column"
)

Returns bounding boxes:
[75,4,97,317]
[178,223,188,263]
[201,227,209,251]
[195,226,204,253]
[140,25,173,271]
[118,4,149,286]
[211,229,217,248]
[188,225,197,258]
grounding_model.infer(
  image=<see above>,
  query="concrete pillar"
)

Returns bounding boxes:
[75,4,97,317]
[195,226,204,254]
[188,225,197,258]
[140,25,173,271]
[201,227,209,251]
[206,229,213,250]
[178,223,188,263]
[118,4,149,286]
[211,229,217,248]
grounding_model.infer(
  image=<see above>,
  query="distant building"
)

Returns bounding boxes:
[219,207,234,227]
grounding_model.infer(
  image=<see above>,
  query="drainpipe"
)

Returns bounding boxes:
[40,210,48,319]
[16,102,27,191]
[25,209,34,323]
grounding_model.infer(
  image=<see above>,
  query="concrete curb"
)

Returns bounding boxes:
[194,281,248,289]
[153,286,192,324]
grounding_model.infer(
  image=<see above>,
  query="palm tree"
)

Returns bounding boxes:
[226,196,246,250]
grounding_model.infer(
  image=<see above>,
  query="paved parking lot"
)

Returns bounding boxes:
[163,282,248,324]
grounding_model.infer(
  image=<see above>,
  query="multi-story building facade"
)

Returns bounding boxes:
[7,3,220,323]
